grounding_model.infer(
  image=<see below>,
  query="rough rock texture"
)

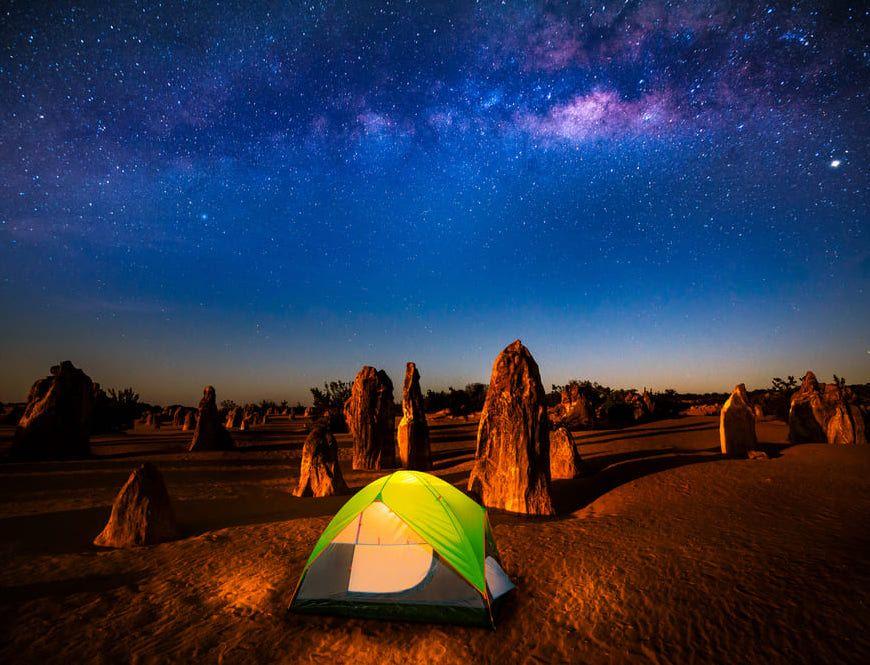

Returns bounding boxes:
[189,386,234,451]
[293,425,349,497]
[467,340,555,515]
[397,362,431,470]
[11,361,95,459]
[93,463,178,548]
[719,384,757,458]
[181,410,197,431]
[823,384,866,446]
[788,372,828,443]
[550,427,582,479]
[344,366,395,470]
[553,383,593,429]
[225,407,244,430]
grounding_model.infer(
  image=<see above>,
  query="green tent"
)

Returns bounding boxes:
[289,470,514,627]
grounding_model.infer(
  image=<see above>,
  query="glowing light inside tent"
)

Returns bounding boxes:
[334,500,434,593]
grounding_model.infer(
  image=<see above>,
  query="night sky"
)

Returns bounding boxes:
[1,1,868,404]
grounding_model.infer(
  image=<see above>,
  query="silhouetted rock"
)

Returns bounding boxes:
[823,384,866,445]
[550,427,582,479]
[11,361,95,459]
[344,366,395,470]
[397,362,431,470]
[788,372,827,443]
[467,340,555,515]
[93,462,177,548]
[553,383,593,429]
[181,410,197,431]
[753,404,765,421]
[293,425,348,497]
[719,384,757,458]
[189,386,234,451]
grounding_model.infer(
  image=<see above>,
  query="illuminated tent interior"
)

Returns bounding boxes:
[290,471,514,626]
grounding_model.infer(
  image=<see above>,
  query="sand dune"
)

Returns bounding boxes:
[1,416,868,663]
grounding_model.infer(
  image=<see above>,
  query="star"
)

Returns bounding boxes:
[830,159,842,168]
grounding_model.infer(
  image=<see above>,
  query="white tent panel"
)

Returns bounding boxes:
[348,543,434,593]
[485,556,515,600]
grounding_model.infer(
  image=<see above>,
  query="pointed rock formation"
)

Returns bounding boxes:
[823,384,866,445]
[397,362,431,470]
[189,386,234,451]
[94,463,178,547]
[171,407,186,429]
[753,404,765,421]
[293,425,349,497]
[344,366,395,470]
[550,427,582,479]
[11,361,95,459]
[788,372,827,443]
[182,410,197,431]
[467,340,555,515]
[719,384,757,458]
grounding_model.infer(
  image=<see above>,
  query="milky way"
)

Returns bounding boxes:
[0,1,867,402]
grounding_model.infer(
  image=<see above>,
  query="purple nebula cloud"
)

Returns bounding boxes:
[518,89,677,144]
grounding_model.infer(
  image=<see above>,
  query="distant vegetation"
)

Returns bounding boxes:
[310,380,352,431]
[424,383,488,417]
[93,387,144,432]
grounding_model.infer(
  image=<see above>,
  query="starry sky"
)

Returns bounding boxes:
[1,0,868,405]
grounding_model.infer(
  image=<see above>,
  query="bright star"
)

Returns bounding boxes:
[830,159,841,168]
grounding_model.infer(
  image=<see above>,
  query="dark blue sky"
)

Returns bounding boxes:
[1,1,867,404]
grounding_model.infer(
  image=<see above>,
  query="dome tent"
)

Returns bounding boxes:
[289,470,514,627]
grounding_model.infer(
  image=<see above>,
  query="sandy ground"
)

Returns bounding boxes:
[0,415,868,664]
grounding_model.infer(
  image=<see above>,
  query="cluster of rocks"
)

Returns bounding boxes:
[683,403,722,417]
[552,384,657,429]
[788,371,865,446]
[223,404,268,431]
[551,383,594,429]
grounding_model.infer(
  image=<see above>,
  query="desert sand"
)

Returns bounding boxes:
[1,415,868,663]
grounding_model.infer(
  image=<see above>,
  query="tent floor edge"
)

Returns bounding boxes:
[290,598,492,628]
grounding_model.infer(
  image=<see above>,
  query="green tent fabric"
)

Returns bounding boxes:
[291,470,514,626]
